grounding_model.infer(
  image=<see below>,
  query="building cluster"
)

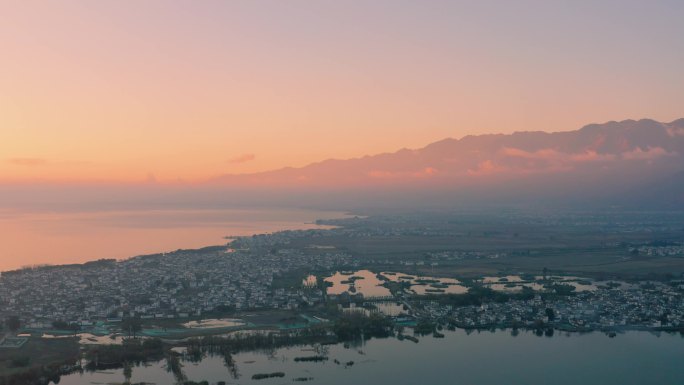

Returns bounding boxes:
[426,250,508,261]
[0,243,354,329]
[1,217,683,335]
[418,282,684,330]
[629,244,684,257]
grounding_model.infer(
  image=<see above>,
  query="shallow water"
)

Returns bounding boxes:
[182,318,246,329]
[55,329,684,385]
[325,270,392,298]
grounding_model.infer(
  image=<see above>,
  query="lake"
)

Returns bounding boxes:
[0,207,346,272]
[55,329,684,385]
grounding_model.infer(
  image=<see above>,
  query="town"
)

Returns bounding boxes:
[1,218,683,338]
[1,213,684,385]
[0,244,353,329]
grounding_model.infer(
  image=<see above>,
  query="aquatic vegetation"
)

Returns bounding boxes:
[252,372,285,380]
[294,356,328,362]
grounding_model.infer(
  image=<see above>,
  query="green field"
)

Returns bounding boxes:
[291,211,684,279]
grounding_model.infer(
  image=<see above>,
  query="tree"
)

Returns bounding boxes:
[333,313,393,340]
[123,361,133,385]
[545,308,556,321]
[552,284,576,296]
[5,316,21,333]
[121,317,142,338]
[52,320,69,330]
[10,356,30,368]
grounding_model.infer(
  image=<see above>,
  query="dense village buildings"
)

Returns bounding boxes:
[0,241,354,329]
[0,226,682,334]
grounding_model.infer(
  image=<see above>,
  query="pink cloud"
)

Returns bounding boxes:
[569,151,616,162]
[467,160,508,176]
[469,146,677,178]
[421,167,438,176]
[501,145,675,164]
[501,147,617,163]
[228,154,256,164]
[146,173,157,183]
[666,127,684,137]
[500,147,562,160]
[621,146,675,160]
[367,167,439,179]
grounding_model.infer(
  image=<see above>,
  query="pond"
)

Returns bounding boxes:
[324,270,392,298]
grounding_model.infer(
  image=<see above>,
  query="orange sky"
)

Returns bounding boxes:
[2,1,683,183]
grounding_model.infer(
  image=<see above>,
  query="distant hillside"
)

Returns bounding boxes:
[213,119,684,206]
[3,119,682,211]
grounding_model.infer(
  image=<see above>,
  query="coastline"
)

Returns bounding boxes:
[0,207,350,273]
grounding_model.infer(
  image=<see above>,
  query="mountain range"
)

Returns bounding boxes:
[5,118,682,211]
[214,118,684,187]
[208,119,683,206]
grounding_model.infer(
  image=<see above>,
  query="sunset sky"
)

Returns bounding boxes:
[2,1,683,183]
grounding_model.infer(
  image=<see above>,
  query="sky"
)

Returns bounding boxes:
[1,0,683,183]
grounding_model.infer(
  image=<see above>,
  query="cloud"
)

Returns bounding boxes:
[7,158,48,166]
[500,147,616,163]
[367,170,397,179]
[467,158,575,176]
[501,146,675,163]
[500,147,562,160]
[621,146,676,161]
[666,127,684,137]
[422,167,438,176]
[228,154,256,164]
[569,151,616,162]
[367,167,439,179]
[146,173,157,183]
[468,146,678,177]
[467,160,510,176]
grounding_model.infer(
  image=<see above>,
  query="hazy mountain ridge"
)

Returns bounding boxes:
[3,119,683,211]
[213,118,684,189]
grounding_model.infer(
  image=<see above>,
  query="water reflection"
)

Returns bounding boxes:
[182,318,246,329]
[54,329,684,385]
[482,275,525,283]
[341,301,408,317]
[323,271,620,296]
[325,270,392,298]
[481,275,611,293]
[42,332,126,345]
[302,274,318,288]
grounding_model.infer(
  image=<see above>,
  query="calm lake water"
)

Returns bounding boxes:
[0,207,345,272]
[55,329,684,385]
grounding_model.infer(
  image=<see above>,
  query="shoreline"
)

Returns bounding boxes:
[0,207,352,273]
[37,326,684,385]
